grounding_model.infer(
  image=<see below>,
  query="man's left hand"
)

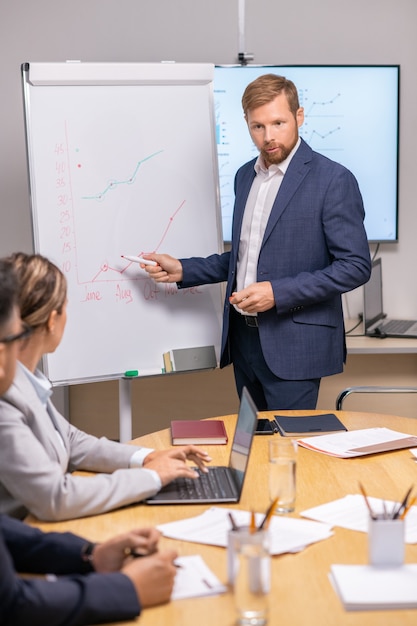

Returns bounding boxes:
[229,281,275,313]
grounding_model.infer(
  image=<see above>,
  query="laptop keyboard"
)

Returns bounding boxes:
[381,319,416,334]
[176,466,236,500]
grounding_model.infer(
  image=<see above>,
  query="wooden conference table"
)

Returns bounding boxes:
[29,410,417,626]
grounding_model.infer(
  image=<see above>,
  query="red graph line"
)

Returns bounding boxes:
[144,199,186,254]
[90,262,124,282]
[86,199,186,284]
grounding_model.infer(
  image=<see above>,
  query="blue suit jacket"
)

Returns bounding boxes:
[181,139,371,380]
[0,515,140,626]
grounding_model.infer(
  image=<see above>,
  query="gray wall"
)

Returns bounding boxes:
[1,0,416,435]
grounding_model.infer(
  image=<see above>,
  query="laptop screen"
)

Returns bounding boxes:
[363,258,385,331]
[228,387,258,489]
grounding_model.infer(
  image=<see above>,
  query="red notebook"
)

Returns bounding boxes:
[171,420,228,445]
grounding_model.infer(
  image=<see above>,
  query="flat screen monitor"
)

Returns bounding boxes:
[214,65,399,243]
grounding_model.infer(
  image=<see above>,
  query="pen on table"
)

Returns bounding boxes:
[121,254,157,266]
[358,482,376,520]
[258,497,279,530]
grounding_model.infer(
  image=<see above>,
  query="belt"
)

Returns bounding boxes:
[240,314,259,328]
[231,306,259,328]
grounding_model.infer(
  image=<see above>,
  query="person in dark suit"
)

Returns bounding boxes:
[141,73,371,410]
[0,260,177,626]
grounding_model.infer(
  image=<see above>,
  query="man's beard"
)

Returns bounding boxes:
[260,142,292,167]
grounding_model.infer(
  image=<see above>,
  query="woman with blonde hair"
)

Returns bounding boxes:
[0,252,210,521]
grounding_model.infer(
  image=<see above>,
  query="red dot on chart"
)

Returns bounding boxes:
[77,164,82,168]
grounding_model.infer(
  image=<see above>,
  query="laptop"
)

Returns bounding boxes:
[364,258,417,338]
[146,386,258,504]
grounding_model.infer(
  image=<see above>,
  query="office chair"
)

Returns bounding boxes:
[336,386,417,410]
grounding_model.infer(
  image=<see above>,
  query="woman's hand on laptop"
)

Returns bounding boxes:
[171,445,212,471]
[143,447,212,486]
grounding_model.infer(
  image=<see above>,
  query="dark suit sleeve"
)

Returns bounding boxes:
[1,513,91,574]
[180,251,230,287]
[0,516,141,626]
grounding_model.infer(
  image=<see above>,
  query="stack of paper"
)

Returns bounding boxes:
[330,564,417,610]
[297,427,417,458]
[157,506,333,555]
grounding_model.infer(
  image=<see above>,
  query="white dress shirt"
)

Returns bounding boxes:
[235,138,301,315]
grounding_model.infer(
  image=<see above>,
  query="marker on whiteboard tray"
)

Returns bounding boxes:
[124,370,139,377]
[123,368,164,378]
[121,255,157,267]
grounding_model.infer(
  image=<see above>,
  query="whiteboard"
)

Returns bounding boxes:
[22,62,224,385]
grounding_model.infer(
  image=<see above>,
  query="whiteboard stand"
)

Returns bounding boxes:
[118,378,132,442]
[22,62,223,389]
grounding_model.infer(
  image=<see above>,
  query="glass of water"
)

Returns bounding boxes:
[268,438,297,513]
[233,527,270,625]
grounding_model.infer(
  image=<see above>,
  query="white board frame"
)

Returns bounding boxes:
[22,62,224,386]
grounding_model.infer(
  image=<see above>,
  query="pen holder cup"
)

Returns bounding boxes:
[228,527,270,625]
[368,516,405,567]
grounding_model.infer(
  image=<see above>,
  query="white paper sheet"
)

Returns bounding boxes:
[172,555,227,600]
[157,507,333,555]
[301,494,417,542]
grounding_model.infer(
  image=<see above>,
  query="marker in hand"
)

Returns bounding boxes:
[121,255,157,267]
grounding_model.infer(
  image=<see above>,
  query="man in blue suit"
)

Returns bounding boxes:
[0,260,177,625]
[143,74,371,410]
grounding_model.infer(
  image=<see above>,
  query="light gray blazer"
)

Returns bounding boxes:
[0,364,160,521]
